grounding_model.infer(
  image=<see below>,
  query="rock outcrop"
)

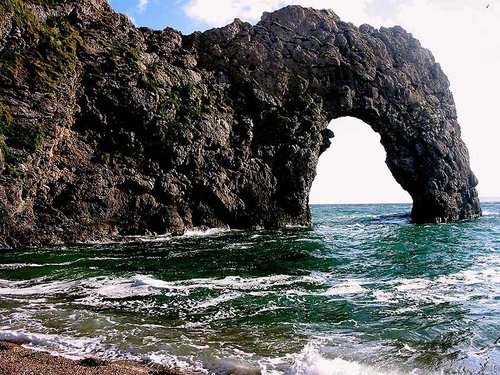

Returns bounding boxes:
[0,0,481,247]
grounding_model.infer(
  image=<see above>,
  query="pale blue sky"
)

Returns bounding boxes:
[107,0,499,203]
[109,0,196,32]
[108,0,408,34]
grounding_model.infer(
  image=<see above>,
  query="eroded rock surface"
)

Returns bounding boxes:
[0,0,481,247]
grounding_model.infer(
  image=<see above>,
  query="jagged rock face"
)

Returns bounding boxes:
[0,0,481,247]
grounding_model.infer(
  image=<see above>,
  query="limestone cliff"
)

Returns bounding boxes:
[0,0,481,247]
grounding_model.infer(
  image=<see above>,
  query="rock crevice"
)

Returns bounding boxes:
[0,1,481,247]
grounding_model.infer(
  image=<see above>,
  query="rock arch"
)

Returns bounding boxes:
[0,2,481,247]
[195,5,481,225]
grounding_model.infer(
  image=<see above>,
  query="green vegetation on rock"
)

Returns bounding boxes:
[0,0,83,92]
[99,152,137,168]
[0,102,45,174]
[31,0,60,6]
[0,0,81,175]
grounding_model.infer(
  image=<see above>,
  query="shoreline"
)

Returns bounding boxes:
[0,340,197,375]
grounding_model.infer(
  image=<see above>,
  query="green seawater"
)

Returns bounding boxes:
[0,203,499,374]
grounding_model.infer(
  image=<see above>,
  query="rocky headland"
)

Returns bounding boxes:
[0,0,481,248]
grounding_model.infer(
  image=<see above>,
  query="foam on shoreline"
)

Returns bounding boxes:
[0,340,196,375]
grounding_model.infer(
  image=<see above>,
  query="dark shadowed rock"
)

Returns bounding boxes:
[0,0,481,247]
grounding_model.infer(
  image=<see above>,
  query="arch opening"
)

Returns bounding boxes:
[310,117,412,205]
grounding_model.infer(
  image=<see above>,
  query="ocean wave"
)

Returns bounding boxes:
[144,352,208,373]
[0,329,208,373]
[482,210,500,217]
[74,227,235,247]
[73,274,328,309]
[291,343,402,375]
[0,257,126,270]
[322,280,366,296]
[4,264,497,309]
[183,228,233,237]
[437,267,500,285]
[0,279,78,296]
[111,227,231,244]
[1,272,374,308]
[195,292,243,309]
[373,264,500,306]
[133,274,325,292]
[0,330,105,360]
[0,261,78,270]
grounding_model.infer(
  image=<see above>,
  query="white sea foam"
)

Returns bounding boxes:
[196,292,243,309]
[183,228,232,237]
[71,273,329,311]
[0,330,105,360]
[394,278,431,292]
[83,276,160,299]
[322,280,366,296]
[0,329,431,375]
[0,261,77,270]
[0,279,77,296]
[144,352,208,373]
[137,274,324,292]
[129,234,172,242]
[4,262,497,310]
[373,261,500,306]
[76,226,234,246]
[1,272,373,309]
[132,275,174,289]
[291,343,401,375]
[0,329,208,373]
[285,224,309,229]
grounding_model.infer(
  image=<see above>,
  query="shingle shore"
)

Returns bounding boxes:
[0,341,195,375]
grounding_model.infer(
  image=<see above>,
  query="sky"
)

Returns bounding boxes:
[109,0,500,204]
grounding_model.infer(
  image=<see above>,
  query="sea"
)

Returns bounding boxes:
[0,203,499,375]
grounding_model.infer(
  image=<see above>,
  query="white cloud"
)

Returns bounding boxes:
[182,0,384,28]
[182,0,500,201]
[137,0,150,12]
[182,0,282,26]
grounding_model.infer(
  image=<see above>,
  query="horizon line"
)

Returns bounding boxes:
[310,197,500,205]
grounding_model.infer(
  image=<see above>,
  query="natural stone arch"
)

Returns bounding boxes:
[195,5,481,225]
[0,1,481,247]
